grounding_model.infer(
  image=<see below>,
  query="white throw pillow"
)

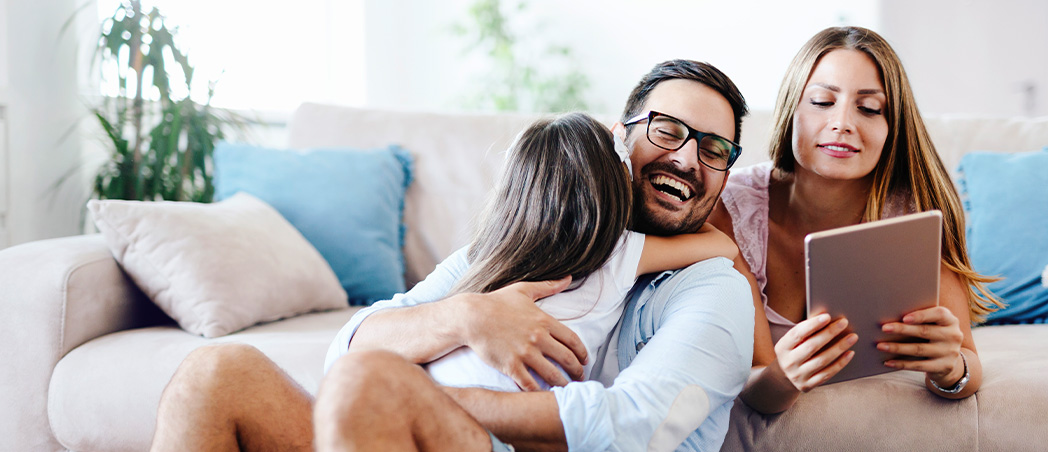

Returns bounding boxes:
[88,192,348,337]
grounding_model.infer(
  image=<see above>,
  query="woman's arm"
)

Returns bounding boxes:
[708,202,854,414]
[636,223,739,277]
[878,265,981,399]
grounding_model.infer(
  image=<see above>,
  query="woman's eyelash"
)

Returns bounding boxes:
[810,99,882,115]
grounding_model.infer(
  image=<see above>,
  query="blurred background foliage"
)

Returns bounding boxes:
[451,0,591,113]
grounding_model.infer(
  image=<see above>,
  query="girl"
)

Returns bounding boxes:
[425,111,739,391]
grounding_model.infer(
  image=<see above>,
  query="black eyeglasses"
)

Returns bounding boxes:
[624,110,742,171]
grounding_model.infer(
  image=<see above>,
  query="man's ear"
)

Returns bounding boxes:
[611,122,627,141]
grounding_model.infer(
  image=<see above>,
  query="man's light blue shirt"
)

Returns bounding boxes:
[325,247,754,452]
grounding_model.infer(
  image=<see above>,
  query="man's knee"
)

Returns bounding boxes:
[327,349,426,389]
[318,350,427,415]
[168,344,270,394]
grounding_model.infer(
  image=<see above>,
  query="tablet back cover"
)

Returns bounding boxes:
[805,210,942,385]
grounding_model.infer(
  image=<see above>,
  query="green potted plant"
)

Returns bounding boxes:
[90,0,242,202]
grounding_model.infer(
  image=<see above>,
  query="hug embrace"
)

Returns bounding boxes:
[150,26,1007,451]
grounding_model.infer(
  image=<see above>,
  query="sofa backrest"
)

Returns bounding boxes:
[287,102,1048,287]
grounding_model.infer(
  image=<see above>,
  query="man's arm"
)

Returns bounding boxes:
[444,260,755,452]
[444,388,567,452]
[325,248,588,390]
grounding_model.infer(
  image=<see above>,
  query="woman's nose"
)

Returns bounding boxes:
[830,107,855,134]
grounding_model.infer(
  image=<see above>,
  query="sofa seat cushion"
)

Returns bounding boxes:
[969,324,1048,450]
[721,324,1048,451]
[48,308,357,452]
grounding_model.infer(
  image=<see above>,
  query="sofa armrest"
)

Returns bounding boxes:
[0,234,168,451]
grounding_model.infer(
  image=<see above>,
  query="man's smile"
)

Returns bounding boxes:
[649,174,694,202]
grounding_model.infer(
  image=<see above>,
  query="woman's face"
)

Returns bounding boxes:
[791,49,889,182]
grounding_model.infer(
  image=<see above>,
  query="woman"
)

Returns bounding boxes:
[708,26,1003,414]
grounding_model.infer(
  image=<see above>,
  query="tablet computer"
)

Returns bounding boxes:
[805,210,942,385]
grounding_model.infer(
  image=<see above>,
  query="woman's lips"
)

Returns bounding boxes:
[819,143,859,158]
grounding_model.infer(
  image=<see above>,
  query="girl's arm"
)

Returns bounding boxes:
[636,223,740,277]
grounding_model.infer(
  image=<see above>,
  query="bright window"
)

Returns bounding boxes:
[94,0,366,111]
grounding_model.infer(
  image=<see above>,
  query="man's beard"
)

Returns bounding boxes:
[631,161,717,236]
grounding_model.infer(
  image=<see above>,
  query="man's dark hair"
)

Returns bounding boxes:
[621,59,748,144]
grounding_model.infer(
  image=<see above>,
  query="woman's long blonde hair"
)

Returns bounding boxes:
[768,26,1003,323]
[449,112,632,296]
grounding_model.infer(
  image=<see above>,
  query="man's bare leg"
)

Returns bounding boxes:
[150,344,314,452]
[315,349,494,452]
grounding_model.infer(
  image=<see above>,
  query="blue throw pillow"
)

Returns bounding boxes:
[214,143,413,305]
[958,148,1048,324]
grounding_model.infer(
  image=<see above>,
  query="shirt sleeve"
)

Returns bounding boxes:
[551,258,755,452]
[324,246,471,373]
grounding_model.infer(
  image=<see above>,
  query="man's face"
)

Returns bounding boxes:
[624,79,736,236]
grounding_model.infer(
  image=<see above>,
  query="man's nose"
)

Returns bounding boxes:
[667,137,702,171]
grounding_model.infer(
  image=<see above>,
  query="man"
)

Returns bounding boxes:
[151,59,754,452]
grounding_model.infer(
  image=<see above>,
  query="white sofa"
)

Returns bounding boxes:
[2,103,1047,451]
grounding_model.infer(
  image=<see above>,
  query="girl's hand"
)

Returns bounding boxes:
[877,306,965,386]
[775,313,858,392]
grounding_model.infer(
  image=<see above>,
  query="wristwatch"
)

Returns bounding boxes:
[930,352,970,394]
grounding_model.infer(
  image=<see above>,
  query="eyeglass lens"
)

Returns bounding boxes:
[648,116,734,170]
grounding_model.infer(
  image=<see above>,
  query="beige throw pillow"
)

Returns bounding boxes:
[88,192,348,337]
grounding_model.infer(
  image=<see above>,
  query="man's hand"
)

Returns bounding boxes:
[458,276,588,391]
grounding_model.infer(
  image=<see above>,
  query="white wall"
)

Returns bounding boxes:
[880,0,1048,117]
[362,0,1048,121]
[0,0,8,247]
[2,0,88,247]
[363,0,881,115]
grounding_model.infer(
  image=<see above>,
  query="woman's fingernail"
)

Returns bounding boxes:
[883,324,895,332]
[877,343,889,351]
[884,361,897,368]
[903,315,915,323]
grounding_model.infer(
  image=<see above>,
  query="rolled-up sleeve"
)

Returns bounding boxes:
[552,258,754,451]
[324,247,470,373]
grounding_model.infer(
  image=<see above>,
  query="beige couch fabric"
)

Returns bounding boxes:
[48,309,355,452]
[722,324,1048,451]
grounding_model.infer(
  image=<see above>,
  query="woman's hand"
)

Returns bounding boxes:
[877,306,965,387]
[459,276,588,391]
[775,313,858,392]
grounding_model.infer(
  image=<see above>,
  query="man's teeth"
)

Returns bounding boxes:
[823,145,857,152]
[651,175,691,201]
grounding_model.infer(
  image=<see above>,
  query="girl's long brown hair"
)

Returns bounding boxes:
[768,26,1003,323]
[450,112,633,295]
